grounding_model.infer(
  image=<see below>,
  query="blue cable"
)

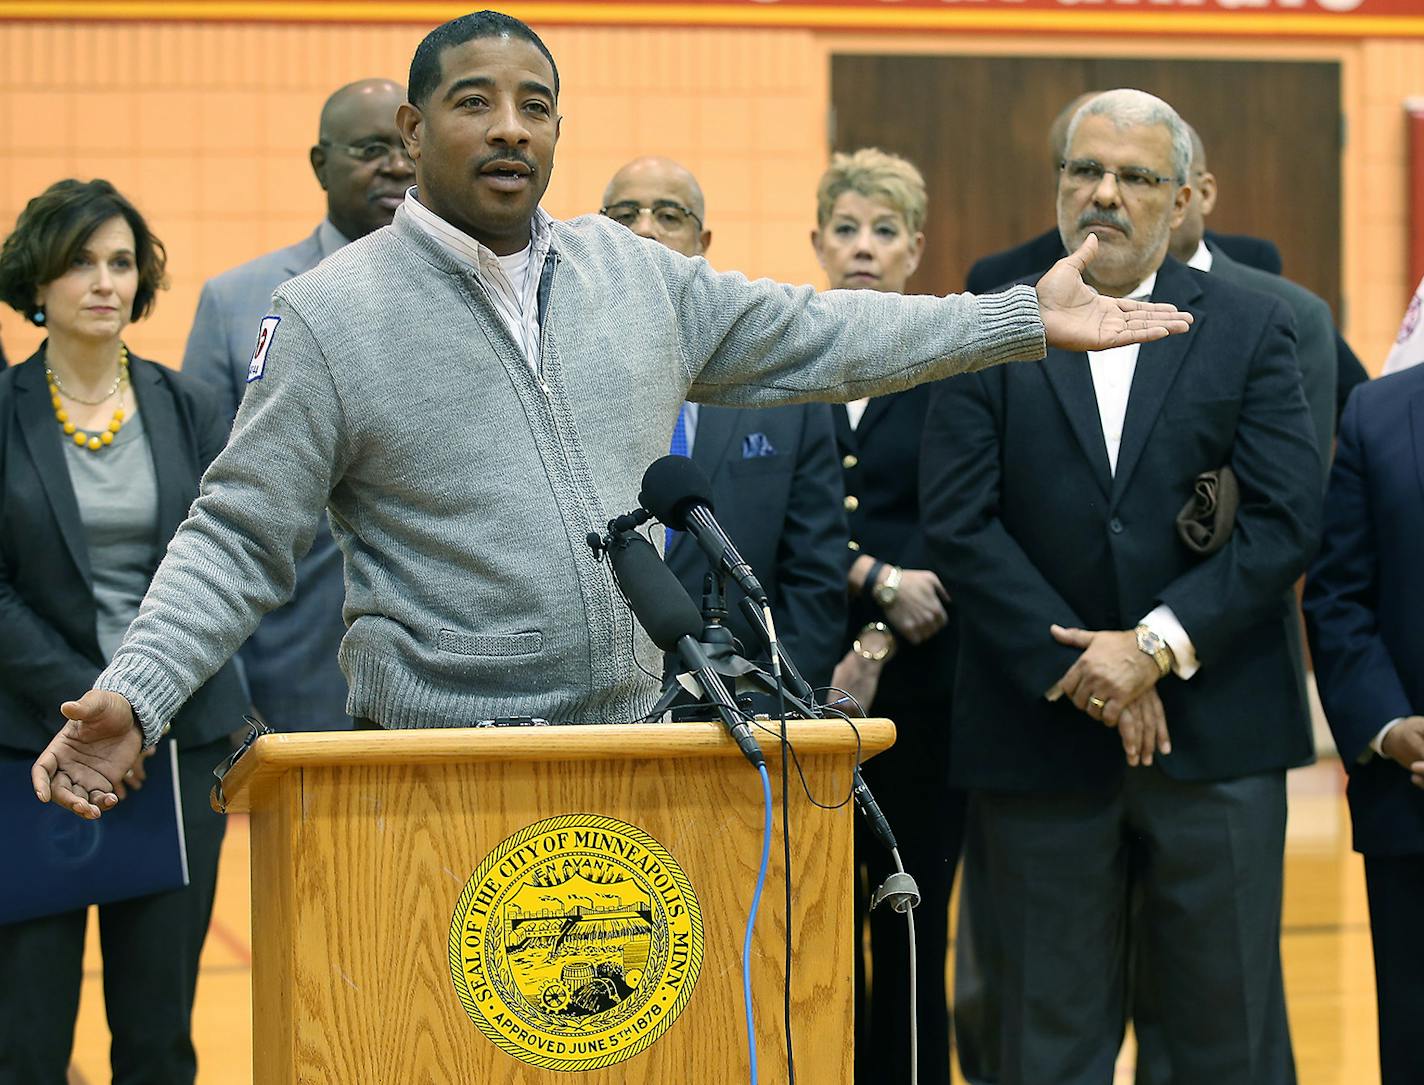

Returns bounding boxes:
[743,762,774,1085]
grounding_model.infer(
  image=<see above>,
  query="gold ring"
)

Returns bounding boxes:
[1088,695,1106,711]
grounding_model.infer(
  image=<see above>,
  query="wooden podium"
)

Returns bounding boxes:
[215,719,894,1084]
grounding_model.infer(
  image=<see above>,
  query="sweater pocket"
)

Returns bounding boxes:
[436,629,544,658]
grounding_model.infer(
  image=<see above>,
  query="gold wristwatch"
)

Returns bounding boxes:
[1135,624,1174,677]
[872,564,903,609]
[854,621,898,663]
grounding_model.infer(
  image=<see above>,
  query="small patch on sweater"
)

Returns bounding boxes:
[247,315,280,383]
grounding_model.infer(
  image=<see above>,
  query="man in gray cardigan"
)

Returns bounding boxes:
[181,77,412,732]
[34,10,1192,819]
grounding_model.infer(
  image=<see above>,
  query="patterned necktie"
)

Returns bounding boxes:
[666,404,689,550]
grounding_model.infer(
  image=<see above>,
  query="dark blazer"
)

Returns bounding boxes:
[923,257,1322,791]
[1304,365,1424,856]
[0,349,247,753]
[666,403,847,691]
[836,384,958,713]
[1208,244,1336,479]
[964,226,1282,294]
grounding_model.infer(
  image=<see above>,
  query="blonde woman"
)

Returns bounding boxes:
[814,148,961,1085]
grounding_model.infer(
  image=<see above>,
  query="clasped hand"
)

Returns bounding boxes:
[1050,625,1171,767]
[1380,716,1424,789]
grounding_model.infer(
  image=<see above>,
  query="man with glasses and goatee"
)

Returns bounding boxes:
[922,89,1318,1084]
[600,156,849,696]
[182,78,413,732]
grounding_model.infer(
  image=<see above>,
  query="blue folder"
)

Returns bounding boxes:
[0,741,189,925]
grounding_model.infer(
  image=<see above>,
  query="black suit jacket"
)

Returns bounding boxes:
[965,226,1282,294]
[1304,365,1424,856]
[666,403,847,691]
[923,257,1321,791]
[0,349,247,753]
[836,384,958,713]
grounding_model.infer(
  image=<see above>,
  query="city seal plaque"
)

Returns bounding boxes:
[449,814,705,1072]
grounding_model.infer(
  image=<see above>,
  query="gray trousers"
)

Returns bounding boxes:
[968,768,1295,1085]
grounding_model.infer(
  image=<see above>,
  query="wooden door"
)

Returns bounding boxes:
[831,56,1342,318]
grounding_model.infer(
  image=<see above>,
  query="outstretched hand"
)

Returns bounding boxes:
[31,689,144,820]
[1036,235,1194,351]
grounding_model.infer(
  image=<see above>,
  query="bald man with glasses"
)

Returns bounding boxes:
[600,155,850,697]
[181,78,414,733]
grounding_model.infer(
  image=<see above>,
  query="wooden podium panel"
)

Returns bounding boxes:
[217,720,893,1084]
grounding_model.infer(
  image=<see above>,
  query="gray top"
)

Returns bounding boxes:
[97,205,1046,744]
[63,410,158,662]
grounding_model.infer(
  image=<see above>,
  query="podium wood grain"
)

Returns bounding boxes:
[223,720,894,1084]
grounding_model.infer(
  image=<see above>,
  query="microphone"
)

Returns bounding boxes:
[607,533,766,769]
[640,455,769,606]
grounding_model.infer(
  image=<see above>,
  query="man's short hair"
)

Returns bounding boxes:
[408,10,560,108]
[815,148,928,235]
[1064,89,1192,185]
[0,178,168,323]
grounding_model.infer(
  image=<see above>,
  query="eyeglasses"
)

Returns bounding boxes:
[1060,159,1177,192]
[600,200,703,233]
[320,139,412,165]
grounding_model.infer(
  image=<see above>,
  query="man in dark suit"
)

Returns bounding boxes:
[924,90,1320,1084]
[181,78,412,730]
[1168,123,1336,473]
[600,156,848,690]
[1303,364,1424,1085]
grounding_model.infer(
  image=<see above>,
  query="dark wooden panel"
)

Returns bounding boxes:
[830,56,1341,318]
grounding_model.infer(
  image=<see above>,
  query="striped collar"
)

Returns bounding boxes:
[401,187,553,275]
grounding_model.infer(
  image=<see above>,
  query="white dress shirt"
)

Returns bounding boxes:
[1074,271,1200,684]
[845,398,871,430]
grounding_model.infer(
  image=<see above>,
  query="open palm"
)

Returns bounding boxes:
[31,689,144,820]
[1036,235,1193,351]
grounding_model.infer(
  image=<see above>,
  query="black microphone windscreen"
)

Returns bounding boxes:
[608,535,703,651]
[639,455,714,530]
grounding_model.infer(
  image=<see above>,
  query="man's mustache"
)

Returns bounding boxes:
[1077,213,1131,237]
[477,150,538,174]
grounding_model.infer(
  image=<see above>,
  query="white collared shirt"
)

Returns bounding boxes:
[402,188,550,375]
[1084,270,1199,681]
[1187,239,1214,273]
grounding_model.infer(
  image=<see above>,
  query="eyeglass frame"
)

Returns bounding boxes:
[599,200,704,233]
[318,138,413,166]
[1058,158,1180,192]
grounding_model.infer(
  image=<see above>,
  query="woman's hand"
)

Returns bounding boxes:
[884,569,951,645]
[830,650,884,716]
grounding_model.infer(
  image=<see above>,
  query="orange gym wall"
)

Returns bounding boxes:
[0,20,1419,371]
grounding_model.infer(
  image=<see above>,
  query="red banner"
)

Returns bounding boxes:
[7,0,1424,37]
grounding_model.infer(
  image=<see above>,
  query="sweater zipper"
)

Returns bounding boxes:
[531,256,623,691]
[535,251,556,399]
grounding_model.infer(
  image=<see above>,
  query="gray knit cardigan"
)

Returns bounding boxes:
[99,206,1045,742]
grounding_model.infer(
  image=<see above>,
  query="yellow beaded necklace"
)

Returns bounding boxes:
[47,345,129,452]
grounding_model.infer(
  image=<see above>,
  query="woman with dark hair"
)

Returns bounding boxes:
[0,178,246,1084]
[813,148,964,1085]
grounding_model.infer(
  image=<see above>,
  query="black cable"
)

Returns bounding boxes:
[775,656,796,1085]
[750,703,863,812]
